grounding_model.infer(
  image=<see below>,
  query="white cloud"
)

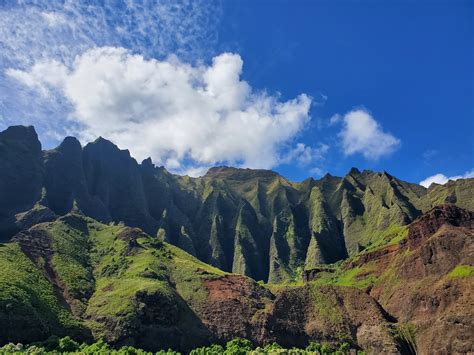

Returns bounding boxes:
[309,167,325,177]
[41,12,67,27]
[338,109,400,160]
[6,60,68,96]
[9,47,312,175]
[283,143,329,166]
[329,113,342,126]
[419,169,474,188]
[0,0,222,136]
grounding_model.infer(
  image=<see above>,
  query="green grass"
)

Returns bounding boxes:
[1,213,233,345]
[307,263,378,289]
[362,224,408,253]
[0,242,82,337]
[78,216,228,337]
[47,220,94,310]
[448,265,474,279]
[308,285,344,326]
[166,243,227,310]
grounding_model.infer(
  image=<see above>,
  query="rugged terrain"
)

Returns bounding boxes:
[1,125,472,282]
[0,213,399,352]
[0,125,472,353]
[0,204,472,353]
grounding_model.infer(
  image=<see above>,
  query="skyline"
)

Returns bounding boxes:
[1,0,473,186]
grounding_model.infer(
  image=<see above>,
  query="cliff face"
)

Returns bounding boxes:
[0,213,402,353]
[0,126,43,236]
[0,125,473,283]
[2,206,471,353]
[317,204,474,354]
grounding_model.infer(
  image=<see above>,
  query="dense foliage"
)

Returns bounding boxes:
[0,337,363,355]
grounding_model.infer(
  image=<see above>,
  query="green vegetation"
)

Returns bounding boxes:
[362,224,408,252]
[0,337,363,355]
[306,263,378,289]
[448,265,474,279]
[0,214,231,349]
[0,242,83,338]
[308,285,344,325]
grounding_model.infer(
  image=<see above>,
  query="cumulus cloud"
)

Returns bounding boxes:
[337,109,400,160]
[8,47,312,174]
[419,169,474,188]
[6,60,69,96]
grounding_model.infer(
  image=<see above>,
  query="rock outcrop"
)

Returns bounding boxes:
[339,205,474,354]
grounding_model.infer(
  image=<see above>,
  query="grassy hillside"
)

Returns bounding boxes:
[0,213,404,353]
[0,214,229,351]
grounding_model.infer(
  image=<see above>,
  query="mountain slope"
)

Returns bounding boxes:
[0,125,473,283]
[308,204,474,354]
[1,206,472,353]
[1,213,403,353]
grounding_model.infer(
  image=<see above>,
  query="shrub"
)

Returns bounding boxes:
[263,342,283,352]
[58,336,80,352]
[339,342,350,353]
[190,344,224,355]
[79,339,111,353]
[25,344,46,353]
[225,338,254,355]
[305,342,321,352]
[0,343,24,352]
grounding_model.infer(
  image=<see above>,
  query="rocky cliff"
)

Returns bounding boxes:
[0,125,473,284]
[308,204,474,354]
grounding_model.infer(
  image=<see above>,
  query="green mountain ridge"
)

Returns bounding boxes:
[0,125,473,284]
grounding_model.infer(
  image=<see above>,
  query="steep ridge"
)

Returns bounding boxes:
[0,125,473,283]
[0,126,44,236]
[308,205,474,354]
[0,213,402,353]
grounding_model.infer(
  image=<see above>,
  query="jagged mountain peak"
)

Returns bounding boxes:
[56,136,82,154]
[0,124,41,152]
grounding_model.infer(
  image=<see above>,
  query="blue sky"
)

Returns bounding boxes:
[0,0,473,186]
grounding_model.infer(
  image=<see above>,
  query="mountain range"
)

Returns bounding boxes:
[0,125,472,353]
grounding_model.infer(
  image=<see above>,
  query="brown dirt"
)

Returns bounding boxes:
[12,226,89,320]
[365,205,474,355]
[200,275,400,353]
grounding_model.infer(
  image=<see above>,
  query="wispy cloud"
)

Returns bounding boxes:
[0,0,222,138]
[419,169,474,188]
[0,0,221,68]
